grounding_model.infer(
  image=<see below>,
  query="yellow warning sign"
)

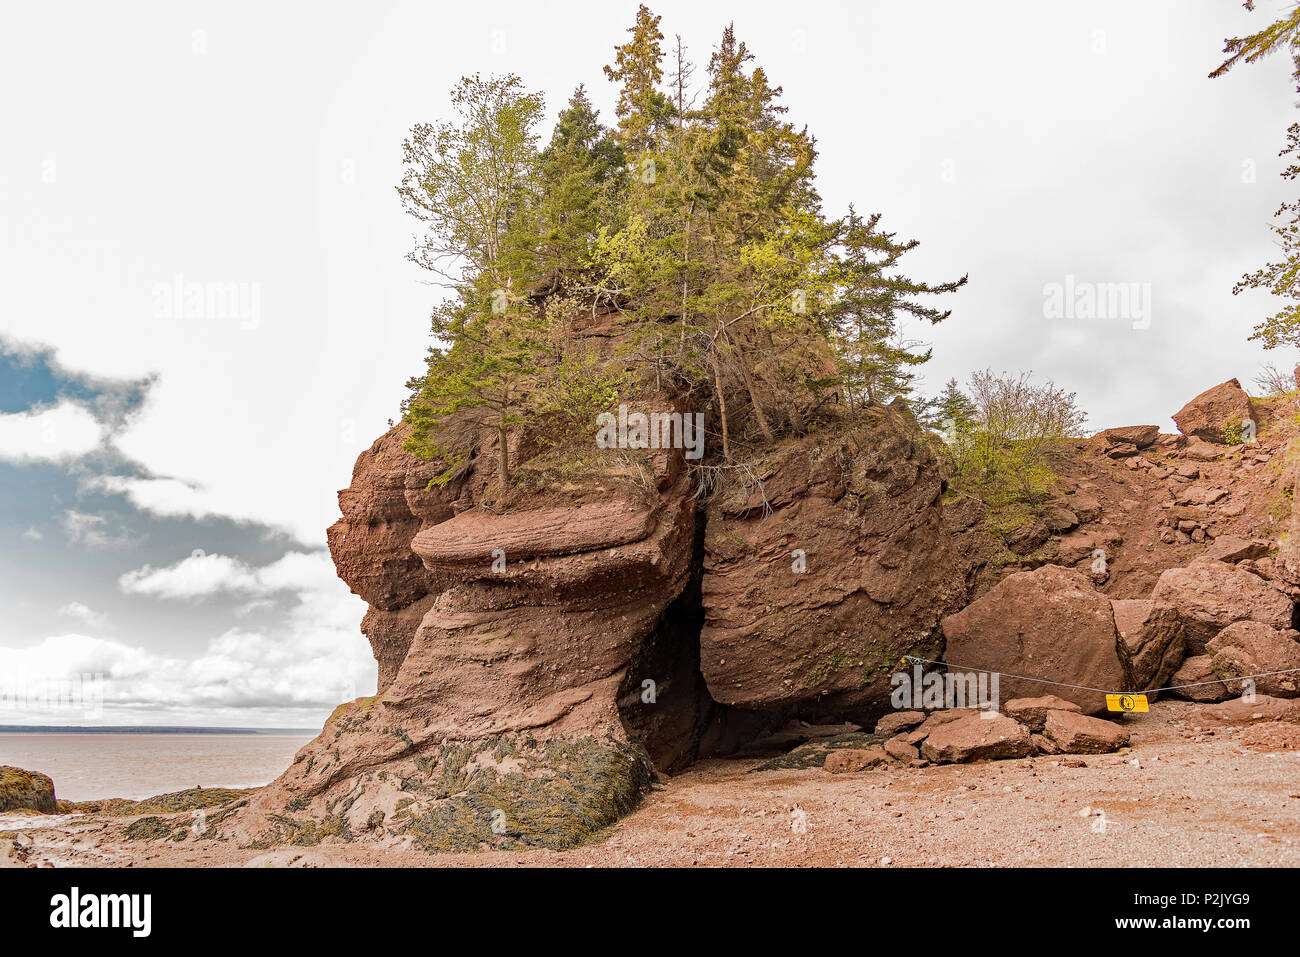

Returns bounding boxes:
[1106,693,1149,713]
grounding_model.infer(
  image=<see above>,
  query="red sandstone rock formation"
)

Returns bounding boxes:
[226,371,1300,846]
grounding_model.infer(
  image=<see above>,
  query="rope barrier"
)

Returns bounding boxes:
[900,654,1300,697]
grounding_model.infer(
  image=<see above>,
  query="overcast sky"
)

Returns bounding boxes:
[1,1,1295,727]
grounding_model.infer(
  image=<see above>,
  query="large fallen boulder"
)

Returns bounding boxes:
[1111,599,1187,691]
[700,401,965,714]
[1206,621,1300,698]
[919,712,1033,763]
[941,564,1125,715]
[0,767,55,814]
[1203,536,1271,565]
[1150,557,1295,653]
[1171,378,1253,444]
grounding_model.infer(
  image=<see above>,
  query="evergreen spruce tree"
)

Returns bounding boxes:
[397,7,968,486]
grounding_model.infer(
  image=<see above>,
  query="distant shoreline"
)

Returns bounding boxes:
[0,726,317,735]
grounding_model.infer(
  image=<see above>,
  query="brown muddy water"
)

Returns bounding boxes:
[0,732,315,801]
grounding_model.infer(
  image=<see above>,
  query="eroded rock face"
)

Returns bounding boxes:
[395,480,699,745]
[326,425,455,692]
[941,565,1125,715]
[698,402,964,716]
[1171,379,1253,444]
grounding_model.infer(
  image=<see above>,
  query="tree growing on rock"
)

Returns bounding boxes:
[918,377,977,434]
[398,8,968,489]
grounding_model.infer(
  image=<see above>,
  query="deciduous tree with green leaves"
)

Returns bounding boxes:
[1212,1,1300,350]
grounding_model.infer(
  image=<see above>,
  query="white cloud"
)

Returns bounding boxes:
[0,618,373,726]
[57,601,110,629]
[61,510,140,550]
[119,550,338,601]
[0,401,102,464]
[109,549,374,716]
[87,475,230,525]
[21,527,42,541]
[0,634,160,683]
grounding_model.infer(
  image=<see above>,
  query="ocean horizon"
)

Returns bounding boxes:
[0,730,318,802]
[0,725,319,735]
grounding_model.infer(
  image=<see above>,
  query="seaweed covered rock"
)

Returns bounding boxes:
[698,401,964,716]
[823,747,890,773]
[0,767,56,814]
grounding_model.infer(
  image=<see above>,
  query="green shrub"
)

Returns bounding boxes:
[947,370,1086,508]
